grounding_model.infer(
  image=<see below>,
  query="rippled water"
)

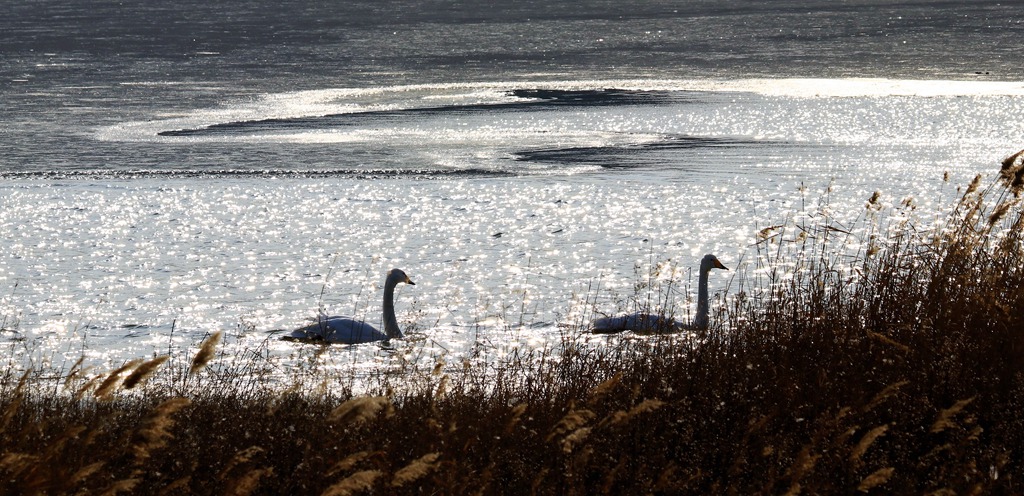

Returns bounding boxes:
[2,1,1023,381]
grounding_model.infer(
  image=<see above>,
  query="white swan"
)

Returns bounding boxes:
[591,254,728,334]
[287,268,415,344]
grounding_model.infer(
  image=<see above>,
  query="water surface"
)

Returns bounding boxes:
[2,1,1022,380]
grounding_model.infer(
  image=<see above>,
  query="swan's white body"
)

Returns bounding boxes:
[591,254,728,334]
[287,268,415,344]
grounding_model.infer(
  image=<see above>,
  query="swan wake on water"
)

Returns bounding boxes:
[591,254,728,334]
[286,268,415,344]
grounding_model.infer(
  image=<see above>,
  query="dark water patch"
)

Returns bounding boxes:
[119,323,153,330]
[157,88,686,137]
[511,135,777,168]
[507,88,678,107]
[158,115,374,137]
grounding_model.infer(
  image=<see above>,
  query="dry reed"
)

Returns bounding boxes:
[391,452,441,487]
[122,355,169,390]
[857,467,895,492]
[132,397,191,464]
[328,396,393,425]
[94,359,142,399]
[322,470,382,496]
[190,331,223,375]
[225,467,273,496]
[850,424,889,466]
[327,451,374,477]
[931,397,976,434]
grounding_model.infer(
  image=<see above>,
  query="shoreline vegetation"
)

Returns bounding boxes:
[3,152,1024,494]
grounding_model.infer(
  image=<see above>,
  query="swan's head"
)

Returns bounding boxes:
[701,254,729,272]
[387,268,416,286]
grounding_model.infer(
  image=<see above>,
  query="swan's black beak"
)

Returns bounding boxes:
[715,260,729,270]
[406,277,416,285]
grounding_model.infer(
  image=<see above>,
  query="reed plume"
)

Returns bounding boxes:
[561,426,592,453]
[219,446,265,480]
[74,374,105,400]
[964,173,983,196]
[503,403,528,434]
[0,453,37,478]
[530,468,550,494]
[226,467,273,496]
[546,406,596,442]
[786,445,820,486]
[391,452,441,487]
[328,451,373,477]
[862,380,909,413]
[1013,169,1024,196]
[190,331,223,375]
[122,355,169,389]
[69,461,106,487]
[857,467,894,492]
[607,398,665,427]
[1000,149,1024,177]
[866,191,882,210]
[865,331,910,354]
[931,397,975,433]
[586,372,621,407]
[757,225,784,242]
[0,371,28,432]
[100,477,140,496]
[322,470,382,496]
[654,462,680,492]
[1000,149,1024,194]
[850,424,889,466]
[158,476,192,496]
[988,199,1018,225]
[329,396,393,425]
[94,359,142,399]
[434,374,450,400]
[132,397,191,464]
[63,355,86,388]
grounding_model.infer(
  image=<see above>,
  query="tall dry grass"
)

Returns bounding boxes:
[1,154,1023,494]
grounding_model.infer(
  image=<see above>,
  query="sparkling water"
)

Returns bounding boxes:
[2,1,1022,379]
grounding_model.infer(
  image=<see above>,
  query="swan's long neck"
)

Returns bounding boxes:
[693,264,711,330]
[382,276,403,339]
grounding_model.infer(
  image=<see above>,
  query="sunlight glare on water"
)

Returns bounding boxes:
[3,78,1023,384]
